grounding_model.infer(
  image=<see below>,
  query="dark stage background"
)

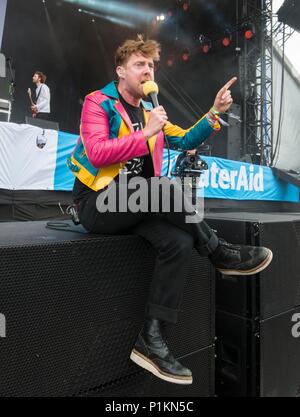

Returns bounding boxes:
[2,0,243,134]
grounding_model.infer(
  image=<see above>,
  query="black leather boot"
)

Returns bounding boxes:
[130,318,193,385]
[209,239,273,276]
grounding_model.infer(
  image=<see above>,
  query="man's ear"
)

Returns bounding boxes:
[116,65,124,79]
[116,66,125,79]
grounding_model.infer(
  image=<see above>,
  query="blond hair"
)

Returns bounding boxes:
[115,34,161,66]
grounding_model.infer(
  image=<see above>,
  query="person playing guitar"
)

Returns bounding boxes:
[27,71,51,120]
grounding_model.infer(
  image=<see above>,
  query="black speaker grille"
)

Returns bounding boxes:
[165,253,214,358]
[293,221,300,246]
[207,213,300,397]
[0,222,214,396]
[0,238,153,396]
[259,222,300,317]
[77,346,215,397]
[260,307,300,397]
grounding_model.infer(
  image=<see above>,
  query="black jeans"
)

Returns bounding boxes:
[77,177,219,323]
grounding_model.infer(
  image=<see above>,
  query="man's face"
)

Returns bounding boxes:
[32,73,40,84]
[117,53,155,98]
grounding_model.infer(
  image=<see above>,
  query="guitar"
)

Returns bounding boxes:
[27,88,37,118]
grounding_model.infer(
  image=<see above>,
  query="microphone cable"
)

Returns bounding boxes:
[164,132,171,178]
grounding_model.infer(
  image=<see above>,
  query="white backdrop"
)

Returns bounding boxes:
[0,122,58,190]
[273,44,300,172]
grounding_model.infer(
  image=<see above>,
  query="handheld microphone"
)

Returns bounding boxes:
[142,81,159,108]
[143,80,171,175]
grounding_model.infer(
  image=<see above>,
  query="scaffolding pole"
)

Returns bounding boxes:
[240,0,273,166]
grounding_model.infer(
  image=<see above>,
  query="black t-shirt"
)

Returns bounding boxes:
[73,93,154,202]
[119,94,154,179]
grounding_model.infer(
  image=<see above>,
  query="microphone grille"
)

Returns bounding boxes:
[142,81,159,97]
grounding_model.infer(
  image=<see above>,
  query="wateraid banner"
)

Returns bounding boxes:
[0,122,298,202]
[162,149,299,203]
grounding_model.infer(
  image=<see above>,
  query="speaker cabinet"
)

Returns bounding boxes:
[0,221,215,397]
[82,346,215,397]
[206,212,300,397]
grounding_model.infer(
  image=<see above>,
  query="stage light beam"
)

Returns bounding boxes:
[64,0,157,25]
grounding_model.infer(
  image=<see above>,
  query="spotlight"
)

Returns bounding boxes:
[156,14,165,21]
[182,1,190,12]
[222,31,232,47]
[242,22,256,40]
[202,44,211,54]
[199,35,212,53]
[166,55,175,67]
[181,49,190,62]
[245,30,254,40]
[200,40,212,54]
[222,37,231,47]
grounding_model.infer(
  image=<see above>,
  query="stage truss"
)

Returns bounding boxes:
[240,0,294,166]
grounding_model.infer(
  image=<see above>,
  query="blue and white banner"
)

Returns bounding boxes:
[0,122,298,203]
[162,149,299,203]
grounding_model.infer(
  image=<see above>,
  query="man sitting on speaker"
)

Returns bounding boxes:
[68,35,272,385]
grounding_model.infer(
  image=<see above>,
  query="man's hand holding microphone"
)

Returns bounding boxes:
[143,106,168,140]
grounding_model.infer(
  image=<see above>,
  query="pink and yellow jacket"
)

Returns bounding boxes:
[67,81,219,191]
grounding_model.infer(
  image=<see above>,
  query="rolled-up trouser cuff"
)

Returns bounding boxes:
[146,302,179,324]
[197,233,219,256]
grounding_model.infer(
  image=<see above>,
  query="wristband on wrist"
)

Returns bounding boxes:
[209,106,220,116]
[206,112,221,130]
